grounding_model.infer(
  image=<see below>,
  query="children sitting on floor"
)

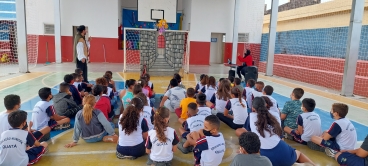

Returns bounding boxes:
[200,76,218,101]
[65,95,118,148]
[208,79,231,115]
[53,82,83,118]
[146,107,179,165]
[262,85,280,114]
[177,88,196,123]
[334,134,368,166]
[284,98,322,145]
[217,87,248,130]
[72,73,83,92]
[104,71,116,92]
[0,111,48,165]
[243,79,256,113]
[252,81,264,98]
[121,79,136,110]
[32,87,70,131]
[233,78,244,97]
[230,132,272,166]
[196,74,208,93]
[75,68,93,93]
[196,93,211,117]
[281,88,304,134]
[141,77,155,105]
[136,92,154,130]
[228,76,235,87]
[96,77,113,99]
[310,103,357,158]
[178,103,206,154]
[160,79,187,113]
[242,97,315,166]
[93,85,113,123]
[116,98,149,159]
[0,94,21,135]
[64,74,85,105]
[143,73,154,90]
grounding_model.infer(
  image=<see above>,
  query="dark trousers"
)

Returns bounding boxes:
[216,113,243,130]
[76,58,88,82]
[236,65,247,79]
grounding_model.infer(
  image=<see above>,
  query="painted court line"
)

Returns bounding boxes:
[0,72,50,91]
[44,150,116,156]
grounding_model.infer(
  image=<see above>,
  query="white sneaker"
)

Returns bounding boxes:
[325,148,337,158]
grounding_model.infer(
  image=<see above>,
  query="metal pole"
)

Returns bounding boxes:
[231,0,240,64]
[16,0,29,73]
[265,0,279,76]
[341,0,365,96]
[123,28,127,72]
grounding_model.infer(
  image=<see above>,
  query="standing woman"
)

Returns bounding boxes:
[74,25,90,82]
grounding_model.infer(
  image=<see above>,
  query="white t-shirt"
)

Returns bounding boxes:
[73,82,82,90]
[244,87,254,108]
[214,94,228,114]
[297,112,322,142]
[328,118,357,150]
[249,112,281,149]
[164,87,186,110]
[118,114,149,146]
[204,85,218,101]
[185,115,206,132]
[194,133,225,166]
[142,106,154,130]
[31,101,56,130]
[197,106,211,117]
[0,129,39,166]
[145,127,179,162]
[225,98,248,125]
[252,91,263,98]
[0,112,11,135]
[264,95,280,114]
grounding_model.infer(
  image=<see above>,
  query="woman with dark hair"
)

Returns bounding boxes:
[236,49,253,80]
[236,97,314,166]
[74,25,90,82]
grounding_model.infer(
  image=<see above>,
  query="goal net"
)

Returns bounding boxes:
[123,28,190,74]
[0,0,39,77]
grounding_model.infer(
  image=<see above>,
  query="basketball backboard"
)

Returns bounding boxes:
[138,0,177,23]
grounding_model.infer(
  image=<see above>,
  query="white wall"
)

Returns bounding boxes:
[25,0,54,35]
[181,0,192,31]
[238,0,265,43]
[60,0,118,38]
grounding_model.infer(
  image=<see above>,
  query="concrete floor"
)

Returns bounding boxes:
[1,62,367,166]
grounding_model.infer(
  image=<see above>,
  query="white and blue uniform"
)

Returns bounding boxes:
[145,127,179,162]
[142,106,154,130]
[0,112,11,135]
[321,118,357,151]
[210,94,228,114]
[163,87,186,112]
[31,101,58,130]
[194,133,225,166]
[200,85,218,101]
[197,106,211,117]
[182,114,206,138]
[297,112,322,142]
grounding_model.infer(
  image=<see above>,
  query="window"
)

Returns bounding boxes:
[238,33,249,43]
[44,24,54,34]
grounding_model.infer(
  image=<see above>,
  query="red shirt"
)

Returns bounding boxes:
[237,55,253,66]
[94,96,111,121]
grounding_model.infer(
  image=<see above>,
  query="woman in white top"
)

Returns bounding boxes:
[239,97,315,166]
[208,79,231,115]
[146,107,179,165]
[116,98,149,159]
[217,87,248,130]
[136,93,154,130]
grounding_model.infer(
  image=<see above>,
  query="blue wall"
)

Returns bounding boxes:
[0,0,16,20]
[260,26,368,61]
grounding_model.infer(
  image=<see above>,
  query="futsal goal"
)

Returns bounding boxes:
[123,28,190,74]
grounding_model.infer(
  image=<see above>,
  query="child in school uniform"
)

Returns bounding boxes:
[75,68,93,93]
[146,107,179,165]
[284,98,322,145]
[252,81,264,98]
[334,135,368,166]
[160,79,187,113]
[310,103,357,158]
[184,115,226,166]
[136,93,154,130]
[64,74,85,106]
[96,77,114,99]
[72,73,83,92]
[196,93,211,117]
[116,98,149,159]
[143,73,154,90]
[243,79,256,113]
[242,97,315,166]
[32,87,70,131]
[228,76,235,87]
[208,79,231,115]
[104,71,116,92]
[0,94,22,135]
[178,103,206,154]
[177,88,196,123]
[262,85,280,115]
[195,74,207,93]
[53,82,83,118]
[200,76,218,101]
[217,87,248,130]
[0,111,48,166]
[93,85,113,122]
[121,79,136,110]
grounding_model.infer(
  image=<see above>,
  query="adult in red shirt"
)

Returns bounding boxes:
[237,49,253,80]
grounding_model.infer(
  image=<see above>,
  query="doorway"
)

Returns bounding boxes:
[210,33,225,64]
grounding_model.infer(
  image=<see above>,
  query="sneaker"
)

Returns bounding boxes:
[325,148,337,158]
[177,142,193,154]
[284,133,293,140]
[307,141,325,152]
[116,152,137,160]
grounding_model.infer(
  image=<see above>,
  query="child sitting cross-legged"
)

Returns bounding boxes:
[0,111,48,165]
[334,134,368,166]
[64,74,85,106]
[32,87,70,131]
[64,95,118,148]
[242,79,256,113]
[177,88,196,124]
[146,107,179,165]
[310,103,357,158]
[200,76,218,101]
[53,82,83,118]
[284,98,322,145]
[196,93,211,117]
[177,103,206,154]
[136,92,154,130]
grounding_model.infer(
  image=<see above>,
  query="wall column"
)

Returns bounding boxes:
[16,0,29,73]
[265,0,279,76]
[231,0,239,64]
[54,0,62,63]
[341,0,365,96]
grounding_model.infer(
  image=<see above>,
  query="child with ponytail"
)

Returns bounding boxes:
[136,92,154,130]
[208,79,231,115]
[65,95,117,148]
[217,87,248,130]
[238,97,314,166]
[200,76,218,101]
[146,107,179,165]
[116,97,149,159]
